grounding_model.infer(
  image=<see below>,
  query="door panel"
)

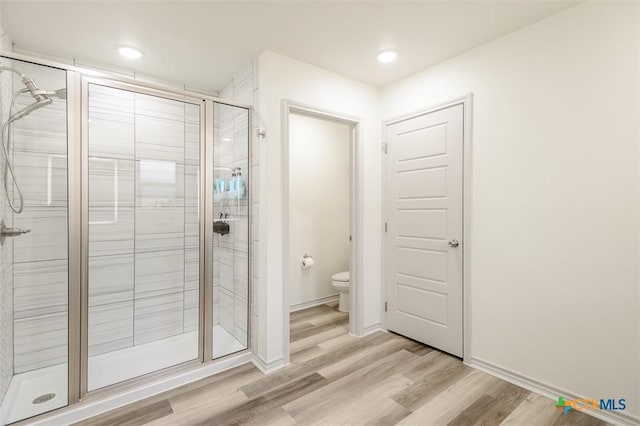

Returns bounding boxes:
[85,82,202,391]
[397,167,447,198]
[385,103,463,357]
[397,209,447,239]
[397,285,447,325]
[396,123,447,160]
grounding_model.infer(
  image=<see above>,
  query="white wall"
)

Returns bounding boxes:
[382,1,639,420]
[289,113,351,309]
[256,51,381,368]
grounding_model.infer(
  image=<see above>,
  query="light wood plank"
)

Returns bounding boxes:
[308,310,349,326]
[199,373,328,425]
[447,381,529,426]
[283,350,419,422]
[289,324,347,353]
[395,370,500,425]
[290,316,349,342]
[146,391,248,426]
[318,337,426,381]
[74,399,173,426]
[316,330,361,351]
[242,407,297,426]
[308,374,413,426]
[501,393,563,426]
[392,353,469,411]
[290,345,327,364]
[168,365,262,412]
[241,335,368,399]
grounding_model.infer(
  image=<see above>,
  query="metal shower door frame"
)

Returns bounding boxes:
[77,76,209,400]
[0,50,253,419]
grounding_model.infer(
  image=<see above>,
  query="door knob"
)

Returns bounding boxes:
[448,239,460,248]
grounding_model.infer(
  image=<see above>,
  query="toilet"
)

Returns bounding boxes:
[331,271,350,313]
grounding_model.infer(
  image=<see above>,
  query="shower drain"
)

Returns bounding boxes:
[32,393,56,404]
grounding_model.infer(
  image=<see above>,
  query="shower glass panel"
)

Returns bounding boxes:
[86,83,201,390]
[0,58,69,424]
[212,102,249,359]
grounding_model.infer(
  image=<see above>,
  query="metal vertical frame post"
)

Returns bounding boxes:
[202,100,214,361]
[67,70,82,405]
[79,77,90,398]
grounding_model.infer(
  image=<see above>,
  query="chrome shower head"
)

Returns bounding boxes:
[0,65,65,101]
[8,97,53,124]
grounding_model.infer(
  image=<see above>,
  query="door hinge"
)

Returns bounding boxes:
[384,302,388,312]
[384,222,388,232]
[382,142,388,154]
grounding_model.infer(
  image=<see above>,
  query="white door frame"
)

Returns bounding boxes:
[282,100,364,363]
[382,93,473,360]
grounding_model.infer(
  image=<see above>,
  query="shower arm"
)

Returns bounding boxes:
[0,66,55,122]
[0,64,26,79]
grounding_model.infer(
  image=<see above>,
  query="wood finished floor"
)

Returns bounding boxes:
[76,302,607,426]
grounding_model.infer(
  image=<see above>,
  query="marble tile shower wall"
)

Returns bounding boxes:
[230,60,259,353]
[240,61,260,354]
[87,85,200,356]
[213,63,253,347]
[0,21,13,402]
[11,69,68,374]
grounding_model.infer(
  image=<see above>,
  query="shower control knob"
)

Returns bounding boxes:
[0,220,31,245]
[448,239,460,248]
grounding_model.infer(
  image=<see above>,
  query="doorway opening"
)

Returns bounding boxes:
[282,102,361,363]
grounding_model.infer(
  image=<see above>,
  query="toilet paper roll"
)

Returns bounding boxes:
[301,256,315,269]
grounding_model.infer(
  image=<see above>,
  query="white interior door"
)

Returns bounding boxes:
[384,103,464,357]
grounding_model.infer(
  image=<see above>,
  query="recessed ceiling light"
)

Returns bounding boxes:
[377,49,398,63]
[118,46,143,59]
[221,138,231,142]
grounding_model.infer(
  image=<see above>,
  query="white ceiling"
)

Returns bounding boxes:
[1,1,578,93]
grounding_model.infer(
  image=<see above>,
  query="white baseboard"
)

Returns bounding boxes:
[290,295,339,313]
[30,352,253,425]
[251,354,287,375]
[466,356,639,426]
[360,322,382,337]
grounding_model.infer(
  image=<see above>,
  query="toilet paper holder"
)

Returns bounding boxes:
[301,254,314,269]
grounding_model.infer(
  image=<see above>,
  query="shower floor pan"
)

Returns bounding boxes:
[0,326,244,424]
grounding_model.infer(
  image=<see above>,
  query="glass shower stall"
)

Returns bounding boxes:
[0,54,251,425]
